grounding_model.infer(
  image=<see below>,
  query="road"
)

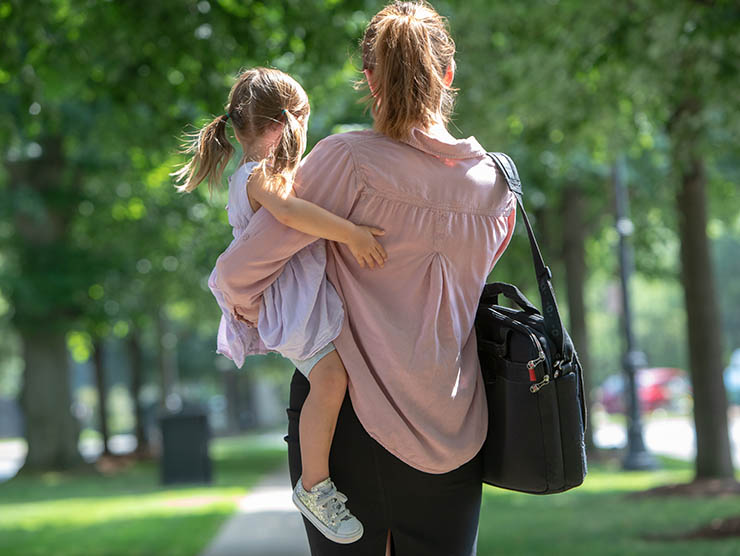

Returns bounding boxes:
[593,408,740,466]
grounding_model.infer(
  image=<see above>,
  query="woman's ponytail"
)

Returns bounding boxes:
[173,114,234,193]
[361,1,456,141]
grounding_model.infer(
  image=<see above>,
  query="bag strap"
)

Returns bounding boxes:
[487,152,572,363]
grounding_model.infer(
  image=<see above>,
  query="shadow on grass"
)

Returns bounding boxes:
[0,434,290,556]
[0,436,288,505]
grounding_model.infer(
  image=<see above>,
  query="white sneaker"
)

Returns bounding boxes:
[292,476,364,544]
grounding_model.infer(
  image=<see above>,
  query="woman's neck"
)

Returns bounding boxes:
[426,120,456,141]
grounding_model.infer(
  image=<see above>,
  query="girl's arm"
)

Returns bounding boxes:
[247,168,387,269]
[215,135,363,324]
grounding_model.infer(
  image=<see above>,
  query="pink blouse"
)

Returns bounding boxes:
[214,128,516,473]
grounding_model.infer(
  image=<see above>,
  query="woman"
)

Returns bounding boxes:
[214,1,516,554]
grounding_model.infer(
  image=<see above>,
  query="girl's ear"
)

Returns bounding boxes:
[443,64,454,88]
[364,69,376,95]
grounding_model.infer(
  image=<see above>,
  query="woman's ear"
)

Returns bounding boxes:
[443,64,454,88]
[364,69,376,95]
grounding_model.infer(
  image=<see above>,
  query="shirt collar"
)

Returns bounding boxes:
[402,126,487,160]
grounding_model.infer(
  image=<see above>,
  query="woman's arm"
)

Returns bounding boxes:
[248,169,387,268]
[214,135,364,325]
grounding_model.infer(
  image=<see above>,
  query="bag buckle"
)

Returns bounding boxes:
[554,359,573,378]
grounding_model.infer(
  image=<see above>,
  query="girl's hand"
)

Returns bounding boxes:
[346,225,387,269]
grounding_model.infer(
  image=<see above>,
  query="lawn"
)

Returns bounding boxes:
[2,437,739,556]
[477,456,740,556]
[0,433,287,556]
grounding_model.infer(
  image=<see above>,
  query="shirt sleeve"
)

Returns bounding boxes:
[213,134,361,324]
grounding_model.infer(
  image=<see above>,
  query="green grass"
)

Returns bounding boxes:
[0,433,287,556]
[477,456,740,556]
[3,438,739,556]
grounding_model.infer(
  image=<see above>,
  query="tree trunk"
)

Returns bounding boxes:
[92,339,111,456]
[8,137,86,472]
[19,330,86,471]
[127,330,149,454]
[156,312,178,409]
[223,369,241,434]
[562,185,596,454]
[672,98,735,479]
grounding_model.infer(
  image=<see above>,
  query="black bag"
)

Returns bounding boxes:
[475,152,588,495]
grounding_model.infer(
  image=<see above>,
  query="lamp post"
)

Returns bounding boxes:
[613,156,658,471]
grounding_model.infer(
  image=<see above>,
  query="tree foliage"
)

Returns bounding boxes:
[0,0,738,474]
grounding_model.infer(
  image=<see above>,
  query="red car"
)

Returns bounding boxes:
[599,367,691,414]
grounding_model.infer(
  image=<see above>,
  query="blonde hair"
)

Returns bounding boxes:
[360,1,456,141]
[173,67,310,193]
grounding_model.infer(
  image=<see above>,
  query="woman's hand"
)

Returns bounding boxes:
[346,225,387,269]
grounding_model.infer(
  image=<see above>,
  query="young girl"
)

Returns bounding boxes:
[173,67,386,544]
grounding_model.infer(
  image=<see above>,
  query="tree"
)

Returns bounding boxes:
[604,0,739,480]
[0,0,375,471]
[4,140,88,471]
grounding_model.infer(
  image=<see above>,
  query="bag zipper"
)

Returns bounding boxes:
[507,319,547,383]
[530,375,550,393]
[527,352,546,381]
[486,309,552,392]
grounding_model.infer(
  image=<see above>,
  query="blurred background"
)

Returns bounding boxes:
[1,1,739,555]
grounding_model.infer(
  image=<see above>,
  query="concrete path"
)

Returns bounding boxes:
[199,466,310,556]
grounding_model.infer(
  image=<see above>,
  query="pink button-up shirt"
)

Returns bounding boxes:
[214,128,516,473]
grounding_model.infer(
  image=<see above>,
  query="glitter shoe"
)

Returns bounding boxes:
[292,476,364,544]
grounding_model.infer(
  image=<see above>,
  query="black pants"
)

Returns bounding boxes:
[286,370,482,556]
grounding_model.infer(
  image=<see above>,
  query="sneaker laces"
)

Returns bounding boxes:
[315,482,350,522]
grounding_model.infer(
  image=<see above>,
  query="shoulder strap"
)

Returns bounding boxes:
[487,152,572,362]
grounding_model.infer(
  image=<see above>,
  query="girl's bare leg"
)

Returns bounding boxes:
[299,349,347,491]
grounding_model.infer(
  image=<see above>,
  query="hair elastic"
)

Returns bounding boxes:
[223,113,229,121]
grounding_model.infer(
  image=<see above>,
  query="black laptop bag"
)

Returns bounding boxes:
[475,152,588,495]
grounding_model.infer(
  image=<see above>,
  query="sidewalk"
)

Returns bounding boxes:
[199,466,310,556]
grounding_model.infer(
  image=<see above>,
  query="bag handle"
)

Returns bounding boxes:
[481,282,539,315]
[487,152,572,363]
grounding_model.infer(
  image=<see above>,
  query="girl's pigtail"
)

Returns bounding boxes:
[172,114,234,193]
[268,109,306,195]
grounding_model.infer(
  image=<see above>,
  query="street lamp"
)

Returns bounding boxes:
[613,156,659,471]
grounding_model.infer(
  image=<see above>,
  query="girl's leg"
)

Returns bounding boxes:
[287,370,480,555]
[299,349,347,491]
[286,370,389,555]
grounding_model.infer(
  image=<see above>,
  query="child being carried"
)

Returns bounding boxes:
[174,67,387,545]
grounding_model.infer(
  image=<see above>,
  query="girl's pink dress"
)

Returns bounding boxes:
[208,162,344,368]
